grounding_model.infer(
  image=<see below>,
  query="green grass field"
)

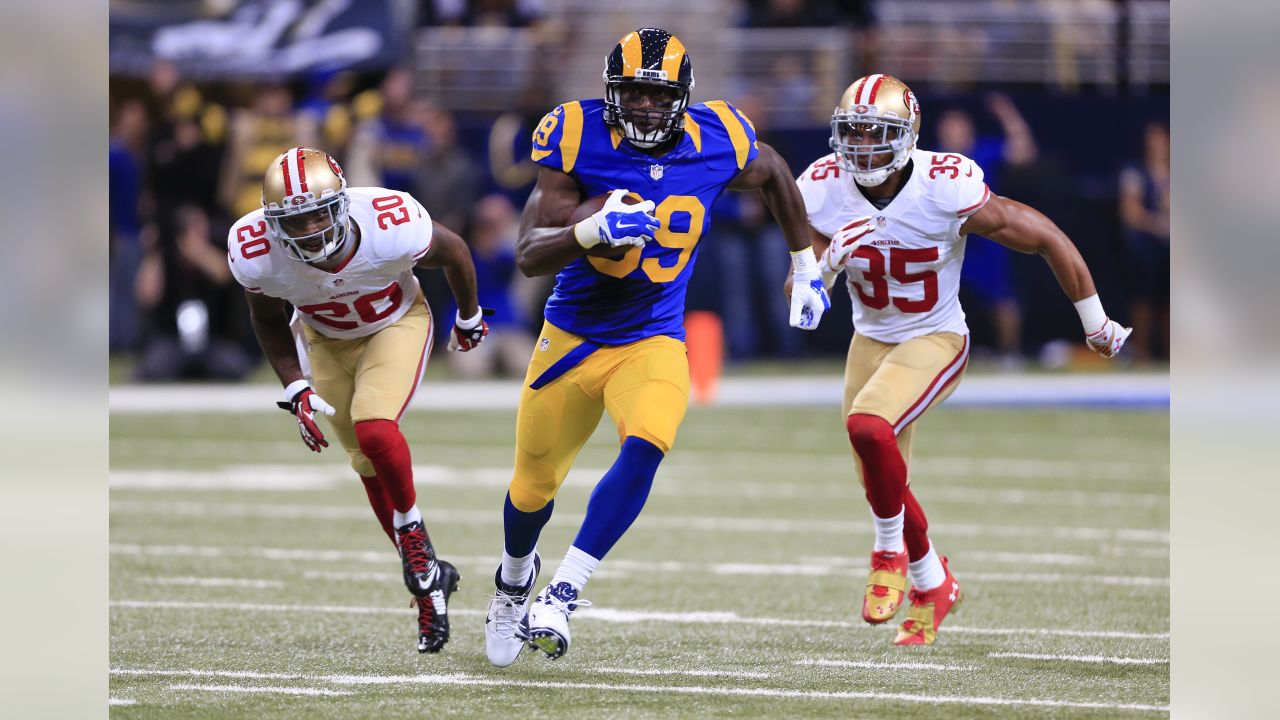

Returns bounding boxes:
[109,404,1168,718]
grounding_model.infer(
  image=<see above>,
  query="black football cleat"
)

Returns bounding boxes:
[413,559,460,653]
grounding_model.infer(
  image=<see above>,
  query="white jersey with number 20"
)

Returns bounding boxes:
[226,187,434,340]
[797,148,991,344]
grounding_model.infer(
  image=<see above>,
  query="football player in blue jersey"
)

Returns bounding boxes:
[483,27,832,666]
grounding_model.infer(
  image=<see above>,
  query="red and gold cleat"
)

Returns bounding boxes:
[894,557,962,646]
[862,548,910,624]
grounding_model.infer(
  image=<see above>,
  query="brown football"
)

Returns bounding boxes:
[570,192,644,259]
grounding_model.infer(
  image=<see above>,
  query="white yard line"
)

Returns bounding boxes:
[594,667,772,679]
[108,374,1170,413]
[111,546,1167,586]
[113,668,310,680]
[797,659,976,671]
[110,499,1169,544]
[111,667,1166,712]
[169,683,352,697]
[108,698,136,706]
[988,652,1169,665]
[109,600,1168,640]
[138,576,285,589]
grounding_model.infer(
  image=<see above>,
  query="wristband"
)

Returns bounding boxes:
[1073,294,1107,334]
[573,218,600,248]
[456,308,484,330]
[282,379,309,405]
[790,246,820,278]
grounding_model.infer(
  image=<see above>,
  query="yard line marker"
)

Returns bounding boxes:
[595,667,772,679]
[112,548,1167,587]
[108,698,136,706]
[111,500,1169,544]
[797,659,976,671]
[110,600,1169,640]
[169,683,352,697]
[113,668,309,680]
[113,667,1165,712]
[988,652,1168,665]
[139,576,284,589]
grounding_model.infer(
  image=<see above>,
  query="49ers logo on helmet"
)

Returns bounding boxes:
[327,155,344,178]
[854,104,870,114]
[291,196,308,205]
[903,89,920,115]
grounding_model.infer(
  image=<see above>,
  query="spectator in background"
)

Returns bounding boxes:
[134,206,253,381]
[415,102,483,233]
[109,99,150,353]
[345,67,431,192]
[936,93,1038,367]
[1118,120,1170,362]
[219,83,316,220]
[447,195,535,378]
[296,68,360,161]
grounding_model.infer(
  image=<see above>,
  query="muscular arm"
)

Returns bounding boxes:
[962,194,1096,301]
[245,290,306,388]
[415,221,480,318]
[728,142,812,253]
[515,167,585,277]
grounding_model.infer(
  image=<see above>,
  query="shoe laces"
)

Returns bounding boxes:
[870,550,906,572]
[411,596,439,634]
[398,525,433,575]
[487,586,530,638]
[540,583,592,618]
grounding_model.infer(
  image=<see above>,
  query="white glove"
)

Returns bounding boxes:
[1074,294,1132,358]
[789,247,831,330]
[819,217,876,287]
[573,189,660,250]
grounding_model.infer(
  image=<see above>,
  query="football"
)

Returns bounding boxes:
[570,192,645,259]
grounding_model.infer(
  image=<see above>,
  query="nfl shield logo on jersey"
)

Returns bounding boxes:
[876,215,888,229]
[650,164,664,181]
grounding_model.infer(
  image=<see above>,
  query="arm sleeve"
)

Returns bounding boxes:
[954,156,991,219]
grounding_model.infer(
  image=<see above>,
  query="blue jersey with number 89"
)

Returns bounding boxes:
[530,98,759,345]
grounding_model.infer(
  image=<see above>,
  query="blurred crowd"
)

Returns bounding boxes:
[109,1,1169,382]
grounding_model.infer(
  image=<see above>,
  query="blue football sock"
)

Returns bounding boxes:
[503,492,553,558]
[573,436,665,559]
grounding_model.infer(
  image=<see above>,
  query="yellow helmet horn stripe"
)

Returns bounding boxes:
[621,32,642,78]
[661,35,686,79]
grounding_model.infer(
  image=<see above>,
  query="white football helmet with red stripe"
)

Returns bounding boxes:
[262,147,351,263]
[830,74,922,187]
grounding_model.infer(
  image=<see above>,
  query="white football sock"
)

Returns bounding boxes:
[872,507,906,552]
[500,549,538,589]
[392,504,422,530]
[908,542,947,591]
[550,546,600,592]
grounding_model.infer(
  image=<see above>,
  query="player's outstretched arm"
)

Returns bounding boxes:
[416,221,481,320]
[417,221,493,351]
[963,195,1132,357]
[515,168,592,277]
[245,290,308,387]
[730,142,831,330]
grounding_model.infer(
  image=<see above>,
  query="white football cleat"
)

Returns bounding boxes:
[484,554,540,667]
[527,581,591,660]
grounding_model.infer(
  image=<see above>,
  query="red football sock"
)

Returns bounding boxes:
[354,419,417,513]
[360,474,396,546]
[903,487,931,561]
[847,413,908,522]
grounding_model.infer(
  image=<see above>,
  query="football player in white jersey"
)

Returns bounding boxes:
[227,147,491,653]
[793,75,1132,646]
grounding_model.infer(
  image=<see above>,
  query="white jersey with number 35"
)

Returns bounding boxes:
[226,187,434,340]
[798,148,991,344]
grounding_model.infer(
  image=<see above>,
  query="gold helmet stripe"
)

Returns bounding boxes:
[559,101,585,173]
[621,32,642,78]
[705,101,751,169]
[661,35,686,79]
